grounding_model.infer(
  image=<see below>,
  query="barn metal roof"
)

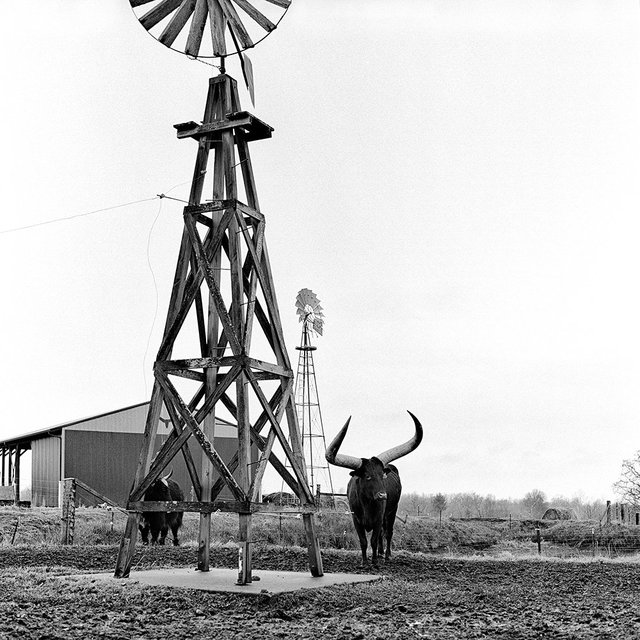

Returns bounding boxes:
[0,402,235,449]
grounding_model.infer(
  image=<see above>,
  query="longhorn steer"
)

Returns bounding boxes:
[139,472,184,546]
[326,411,423,565]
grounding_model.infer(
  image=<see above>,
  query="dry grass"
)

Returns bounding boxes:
[4,506,640,561]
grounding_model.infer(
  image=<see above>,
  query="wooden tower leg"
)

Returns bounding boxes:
[115,513,140,578]
[303,512,323,577]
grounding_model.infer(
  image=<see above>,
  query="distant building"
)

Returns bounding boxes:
[0,402,252,507]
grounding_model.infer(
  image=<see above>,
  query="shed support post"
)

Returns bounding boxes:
[13,447,21,506]
[8,447,13,490]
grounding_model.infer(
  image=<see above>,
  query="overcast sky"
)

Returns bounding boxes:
[1,1,639,501]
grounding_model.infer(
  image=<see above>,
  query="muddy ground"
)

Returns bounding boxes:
[1,544,639,639]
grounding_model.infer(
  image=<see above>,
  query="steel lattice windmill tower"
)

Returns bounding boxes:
[115,0,323,584]
[294,289,335,503]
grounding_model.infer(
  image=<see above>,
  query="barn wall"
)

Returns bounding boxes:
[32,436,61,507]
[63,430,256,506]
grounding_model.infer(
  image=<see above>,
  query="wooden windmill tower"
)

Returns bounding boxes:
[115,0,323,584]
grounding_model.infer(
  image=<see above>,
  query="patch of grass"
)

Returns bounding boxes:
[542,520,640,554]
[394,518,499,553]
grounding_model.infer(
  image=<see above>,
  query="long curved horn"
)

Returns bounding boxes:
[376,411,423,466]
[325,417,362,471]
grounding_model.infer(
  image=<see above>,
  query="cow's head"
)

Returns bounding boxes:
[348,456,391,502]
[325,411,423,491]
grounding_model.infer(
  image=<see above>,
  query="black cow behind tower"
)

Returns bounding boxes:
[139,471,184,546]
[326,411,423,565]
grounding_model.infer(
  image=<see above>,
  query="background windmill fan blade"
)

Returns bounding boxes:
[295,288,325,335]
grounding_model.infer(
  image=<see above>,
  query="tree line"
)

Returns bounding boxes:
[398,490,607,521]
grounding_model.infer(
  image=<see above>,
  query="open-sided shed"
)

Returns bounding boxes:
[0,402,250,507]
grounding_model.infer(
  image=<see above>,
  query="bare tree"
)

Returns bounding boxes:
[432,493,447,524]
[400,492,429,516]
[522,489,547,518]
[614,452,640,507]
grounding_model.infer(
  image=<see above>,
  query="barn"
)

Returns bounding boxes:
[0,402,253,507]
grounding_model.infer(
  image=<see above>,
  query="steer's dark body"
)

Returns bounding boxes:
[139,476,184,546]
[326,411,422,566]
[347,458,401,565]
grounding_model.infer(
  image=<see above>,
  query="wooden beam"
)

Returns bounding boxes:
[128,500,316,515]
[174,114,273,142]
[129,366,236,502]
[244,356,291,378]
[159,0,197,47]
[73,479,127,514]
[245,370,313,503]
[218,0,253,49]
[231,0,275,32]
[185,0,208,57]
[184,212,243,356]
[159,356,232,370]
[208,0,227,57]
[156,370,247,502]
[156,207,234,360]
[140,0,183,31]
[163,397,203,501]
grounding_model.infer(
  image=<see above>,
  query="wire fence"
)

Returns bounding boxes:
[4,487,640,559]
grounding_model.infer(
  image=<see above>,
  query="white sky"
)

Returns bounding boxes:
[1,1,639,501]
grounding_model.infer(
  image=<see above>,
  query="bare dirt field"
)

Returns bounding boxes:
[1,544,640,639]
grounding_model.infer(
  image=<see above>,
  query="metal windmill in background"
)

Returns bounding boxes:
[294,289,335,504]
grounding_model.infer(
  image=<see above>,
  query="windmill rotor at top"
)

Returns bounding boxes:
[296,288,324,337]
[130,0,291,60]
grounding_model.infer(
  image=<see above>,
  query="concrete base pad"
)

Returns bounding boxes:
[76,568,382,596]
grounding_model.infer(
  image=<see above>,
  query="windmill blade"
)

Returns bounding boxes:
[296,288,320,309]
[295,288,325,335]
[185,0,210,58]
[159,0,197,47]
[231,0,276,32]
[130,0,290,59]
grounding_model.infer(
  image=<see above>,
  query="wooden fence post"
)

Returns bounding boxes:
[536,528,541,555]
[60,478,76,545]
[606,501,611,525]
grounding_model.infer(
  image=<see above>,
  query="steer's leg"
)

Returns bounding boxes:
[139,522,150,546]
[384,510,397,560]
[170,521,181,546]
[352,517,369,565]
[371,524,384,566]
